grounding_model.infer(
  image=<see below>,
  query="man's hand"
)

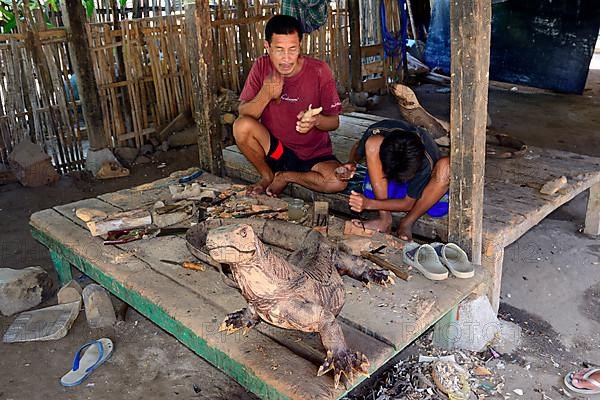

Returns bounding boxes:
[296,105,323,134]
[349,190,371,213]
[261,72,284,101]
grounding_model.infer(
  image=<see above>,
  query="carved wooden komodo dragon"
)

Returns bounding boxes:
[205,223,395,387]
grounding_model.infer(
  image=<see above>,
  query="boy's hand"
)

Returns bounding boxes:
[349,190,370,212]
[262,72,283,101]
[296,104,323,134]
[335,163,357,181]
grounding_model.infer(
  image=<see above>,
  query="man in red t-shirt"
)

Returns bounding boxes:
[234,15,346,196]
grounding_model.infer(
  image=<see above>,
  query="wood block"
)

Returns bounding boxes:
[338,236,373,256]
[343,220,375,237]
[312,201,329,228]
[540,176,567,195]
[86,209,152,236]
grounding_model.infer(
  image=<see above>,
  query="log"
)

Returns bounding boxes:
[390,83,449,140]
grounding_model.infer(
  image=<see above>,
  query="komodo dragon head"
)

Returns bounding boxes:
[205,224,258,264]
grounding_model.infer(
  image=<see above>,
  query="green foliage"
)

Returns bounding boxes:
[0,0,99,32]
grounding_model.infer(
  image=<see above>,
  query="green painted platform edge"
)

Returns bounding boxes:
[31,226,291,400]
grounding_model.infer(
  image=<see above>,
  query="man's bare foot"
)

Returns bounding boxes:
[396,219,414,241]
[352,217,391,233]
[266,172,288,197]
[246,177,272,196]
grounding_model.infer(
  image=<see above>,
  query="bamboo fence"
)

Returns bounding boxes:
[0,25,85,172]
[87,15,193,147]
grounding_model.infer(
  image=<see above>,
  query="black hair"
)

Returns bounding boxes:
[379,131,425,182]
[265,15,303,43]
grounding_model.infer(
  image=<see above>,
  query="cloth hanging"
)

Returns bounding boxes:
[280,0,329,33]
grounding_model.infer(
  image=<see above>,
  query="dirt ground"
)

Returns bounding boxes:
[1,67,599,399]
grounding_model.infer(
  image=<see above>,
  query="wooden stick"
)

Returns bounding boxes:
[360,251,411,281]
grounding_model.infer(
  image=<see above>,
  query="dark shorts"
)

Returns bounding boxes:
[266,132,338,173]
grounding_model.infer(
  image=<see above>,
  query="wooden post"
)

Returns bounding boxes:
[236,0,251,83]
[584,182,600,236]
[447,0,491,266]
[61,0,107,150]
[348,0,362,92]
[193,0,223,174]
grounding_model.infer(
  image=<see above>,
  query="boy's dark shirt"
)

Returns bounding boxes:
[356,119,442,199]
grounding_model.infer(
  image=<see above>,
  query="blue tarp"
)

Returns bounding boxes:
[424,0,600,94]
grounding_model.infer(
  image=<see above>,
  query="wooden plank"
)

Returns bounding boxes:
[361,60,384,76]
[584,182,600,236]
[448,0,491,264]
[29,209,341,399]
[339,269,487,349]
[37,183,489,398]
[360,44,383,58]
[362,78,385,93]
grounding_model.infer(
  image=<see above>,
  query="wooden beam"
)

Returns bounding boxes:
[448,0,491,266]
[192,0,223,175]
[61,0,107,150]
[348,0,362,92]
[236,0,251,83]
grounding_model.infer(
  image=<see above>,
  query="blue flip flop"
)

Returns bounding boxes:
[60,338,114,387]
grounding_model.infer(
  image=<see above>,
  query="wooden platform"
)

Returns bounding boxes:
[30,170,487,400]
[224,112,600,310]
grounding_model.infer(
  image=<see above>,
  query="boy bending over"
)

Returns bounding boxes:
[346,119,450,241]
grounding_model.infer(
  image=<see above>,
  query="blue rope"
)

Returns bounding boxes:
[380,0,408,71]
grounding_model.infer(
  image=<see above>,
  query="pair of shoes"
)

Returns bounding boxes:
[403,242,475,281]
[564,368,600,395]
[60,338,114,387]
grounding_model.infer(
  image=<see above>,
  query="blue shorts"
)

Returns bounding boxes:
[362,175,449,218]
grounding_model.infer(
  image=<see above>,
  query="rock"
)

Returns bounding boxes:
[221,112,237,125]
[86,148,121,177]
[350,91,369,107]
[168,127,197,148]
[433,295,502,352]
[135,155,151,165]
[57,280,83,305]
[493,320,522,354]
[3,302,80,343]
[95,161,130,180]
[0,267,52,316]
[366,95,381,110]
[140,143,154,155]
[82,284,116,328]
[8,139,59,187]
[160,140,169,152]
[114,146,139,167]
[149,136,160,148]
